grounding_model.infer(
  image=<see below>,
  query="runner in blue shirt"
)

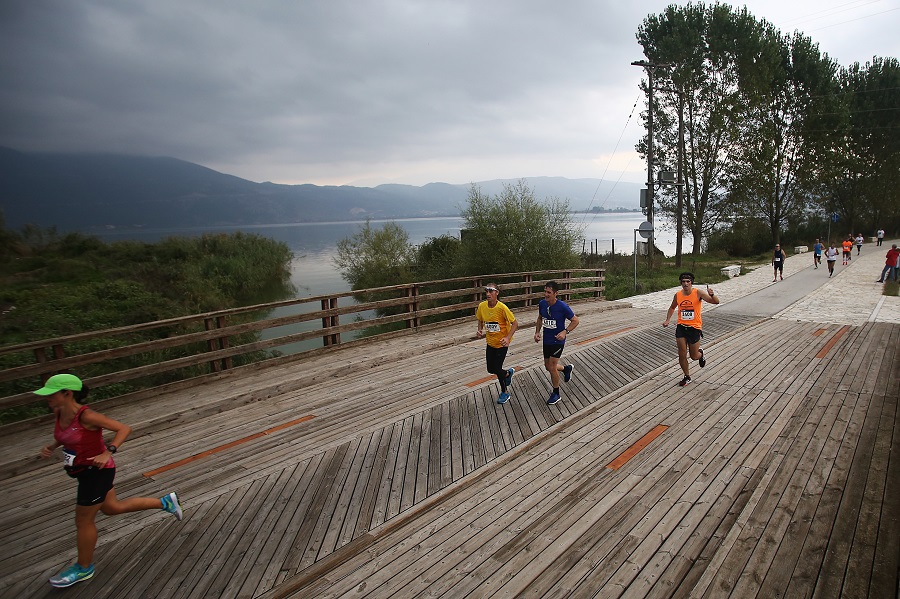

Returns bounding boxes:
[813,238,823,269]
[533,280,579,405]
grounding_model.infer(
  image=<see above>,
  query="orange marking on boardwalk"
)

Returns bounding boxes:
[812,329,826,337]
[465,366,521,387]
[606,424,669,470]
[143,415,315,477]
[815,326,850,359]
[577,327,636,345]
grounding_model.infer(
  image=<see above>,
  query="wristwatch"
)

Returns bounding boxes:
[106,444,117,454]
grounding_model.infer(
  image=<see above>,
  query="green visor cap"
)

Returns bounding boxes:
[33,373,83,395]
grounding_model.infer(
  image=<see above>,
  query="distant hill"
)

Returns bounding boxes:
[0,147,641,231]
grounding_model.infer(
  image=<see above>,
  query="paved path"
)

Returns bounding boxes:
[619,240,900,325]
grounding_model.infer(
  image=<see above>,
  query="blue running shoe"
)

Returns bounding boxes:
[504,367,514,388]
[49,563,94,588]
[497,392,510,404]
[547,392,561,405]
[563,364,574,383]
[161,491,183,521]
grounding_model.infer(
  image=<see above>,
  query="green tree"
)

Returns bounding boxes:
[637,4,794,252]
[458,180,582,275]
[639,5,898,249]
[415,234,461,281]
[334,220,415,290]
[826,57,900,236]
[729,31,842,244]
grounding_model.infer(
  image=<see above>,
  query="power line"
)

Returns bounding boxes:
[579,95,642,226]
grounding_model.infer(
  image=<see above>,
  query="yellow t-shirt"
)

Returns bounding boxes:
[476,300,517,348]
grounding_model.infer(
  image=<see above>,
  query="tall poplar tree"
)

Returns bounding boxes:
[830,57,900,235]
[637,3,765,254]
[729,31,842,244]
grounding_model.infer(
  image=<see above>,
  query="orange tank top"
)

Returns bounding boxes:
[676,288,702,329]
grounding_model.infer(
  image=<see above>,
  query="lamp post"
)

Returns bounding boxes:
[632,60,672,267]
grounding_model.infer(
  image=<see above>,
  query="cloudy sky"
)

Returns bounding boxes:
[1,1,897,187]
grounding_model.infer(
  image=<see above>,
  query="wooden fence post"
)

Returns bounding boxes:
[405,285,420,329]
[205,317,232,372]
[322,297,340,346]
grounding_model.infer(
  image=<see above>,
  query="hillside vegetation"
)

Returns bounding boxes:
[0,222,295,422]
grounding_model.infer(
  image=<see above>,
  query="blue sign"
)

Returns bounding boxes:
[831,213,840,222]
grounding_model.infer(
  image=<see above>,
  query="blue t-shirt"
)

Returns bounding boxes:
[813,243,823,255]
[538,298,575,346]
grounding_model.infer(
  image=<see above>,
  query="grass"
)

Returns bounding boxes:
[583,251,758,301]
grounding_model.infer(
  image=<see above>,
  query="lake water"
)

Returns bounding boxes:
[94,214,688,353]
[94,212,686,298]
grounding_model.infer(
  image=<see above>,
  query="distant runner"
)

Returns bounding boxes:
[825,243,839,277]
[813,239,823,269]
[475,283,518,404]
[842,238,853,265]
[855,233,864,255]
[772,244,786,281]
[663,272,719,387]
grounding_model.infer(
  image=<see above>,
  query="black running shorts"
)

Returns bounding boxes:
[675,324,703,345]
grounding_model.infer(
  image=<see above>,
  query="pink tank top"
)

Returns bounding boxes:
[54,405,114,469]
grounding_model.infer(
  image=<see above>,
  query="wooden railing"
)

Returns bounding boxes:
[0,269,604,413]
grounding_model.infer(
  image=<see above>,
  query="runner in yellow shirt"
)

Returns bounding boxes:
[475,283,518,404]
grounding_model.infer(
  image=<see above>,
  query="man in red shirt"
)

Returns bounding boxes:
[877,244,899,283]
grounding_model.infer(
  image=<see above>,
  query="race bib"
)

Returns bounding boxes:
[485,322,500,333]
[680,309,694,321]
[63,448,76,467]
[774,258,781,262]
[542,318,557,329]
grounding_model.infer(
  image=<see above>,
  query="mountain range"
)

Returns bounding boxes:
[0,147,642,232]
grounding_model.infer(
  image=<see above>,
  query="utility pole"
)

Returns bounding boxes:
[631,60,671,266]
[675,90,685,267]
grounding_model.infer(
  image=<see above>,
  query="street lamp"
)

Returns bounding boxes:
[632,60,673,266]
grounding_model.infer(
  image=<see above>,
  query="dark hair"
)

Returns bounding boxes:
[544,280,559,292]
[73,384,90,402]
[679,272,694,282]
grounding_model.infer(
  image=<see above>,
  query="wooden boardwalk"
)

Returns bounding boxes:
[0,301,897,598]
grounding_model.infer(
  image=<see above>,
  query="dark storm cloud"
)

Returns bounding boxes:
[1,0,895,185]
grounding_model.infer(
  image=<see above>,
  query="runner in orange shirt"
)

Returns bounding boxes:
[663,272,720,387]
[841,238,853,265]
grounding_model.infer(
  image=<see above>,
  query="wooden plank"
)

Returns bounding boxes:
[449,396,465,482]
[868,324,900,598]
[317,436,368,559]
[414,407,432,504]
[370,422,403,530]
[279,443,350,576]
[464,395,485,472]
[474,387,500,464]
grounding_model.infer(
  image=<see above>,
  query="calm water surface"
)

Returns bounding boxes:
[95,213,685,298]
[95,214,687,352]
